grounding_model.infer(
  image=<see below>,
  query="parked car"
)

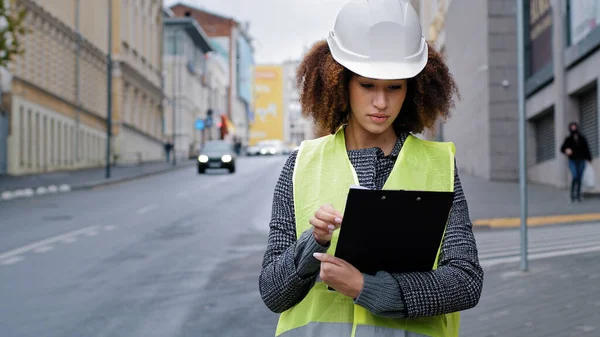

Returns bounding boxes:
[197,140,236,174]
[249,139,289,156]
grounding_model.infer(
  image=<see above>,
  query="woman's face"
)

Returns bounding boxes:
[348,74,408,135]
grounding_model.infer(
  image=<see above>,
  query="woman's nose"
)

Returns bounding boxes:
[372,90,387,109]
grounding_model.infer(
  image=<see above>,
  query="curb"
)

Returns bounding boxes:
[473,213,600,229]
[0,162,195,202]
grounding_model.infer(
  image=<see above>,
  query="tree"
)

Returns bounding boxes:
[0,0,27,68]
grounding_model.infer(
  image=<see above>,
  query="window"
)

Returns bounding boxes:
[19,106,24,167]
[57,122,62,166]
[526,0,552,77]
[579,89,599,158]
[50,119,54,166]
[166,31,183,55]
[568,0,600,45]
[43,116,47,170]
[533,110,556,163]
[28,109,32,168]
[35,112,40,169]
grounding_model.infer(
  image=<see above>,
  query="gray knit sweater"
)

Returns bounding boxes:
[259,132,484,319]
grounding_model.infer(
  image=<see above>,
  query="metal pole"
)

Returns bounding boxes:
[105,0,113,179]
[75,0,81,163]
[172,31,177,166]
[516,0,528,272]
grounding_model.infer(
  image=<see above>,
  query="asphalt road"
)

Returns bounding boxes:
[0,156,284,337]
[2,155,600,337]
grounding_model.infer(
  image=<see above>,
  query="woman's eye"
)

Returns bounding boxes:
[360,83,374,88]
[389,85,403,90]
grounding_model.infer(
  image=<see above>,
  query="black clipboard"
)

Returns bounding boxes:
[334,187,454,276]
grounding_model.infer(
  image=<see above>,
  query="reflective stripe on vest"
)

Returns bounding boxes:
[279,322,432,337]
[276,127,459,337]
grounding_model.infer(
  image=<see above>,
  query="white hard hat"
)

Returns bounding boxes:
[327,0,428,80]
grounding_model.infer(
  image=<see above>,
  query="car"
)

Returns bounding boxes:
[197,140,236,174]
[253,139,288,156]
[246,144,261,156]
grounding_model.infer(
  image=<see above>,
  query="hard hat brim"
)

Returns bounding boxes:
[327,35,428,80]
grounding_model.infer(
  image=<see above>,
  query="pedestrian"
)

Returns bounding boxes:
[560,122,593,202]
[164,141,173,163]
[258,1,483,336]
[234,136,242,155]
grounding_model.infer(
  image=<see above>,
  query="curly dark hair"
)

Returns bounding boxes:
[296,40,460,136]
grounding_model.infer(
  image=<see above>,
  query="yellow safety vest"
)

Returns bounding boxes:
[276,127,459,337]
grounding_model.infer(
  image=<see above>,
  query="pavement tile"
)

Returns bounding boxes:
[460,251,600,337]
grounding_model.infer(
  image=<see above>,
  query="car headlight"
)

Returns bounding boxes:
[221,155,232,163]
[269,148,276,154]
[198,155,209,163]
[260,148,267,154]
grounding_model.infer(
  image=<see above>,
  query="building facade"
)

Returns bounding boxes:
[0,0,165,175]
[282,60,314,146]
[438,0,599,193]
[431,0,520,181]
[169,3,255,147]
[2,0,109,175]
[163,14,215,160]
[112,0,164,165]
[524,0,599,192]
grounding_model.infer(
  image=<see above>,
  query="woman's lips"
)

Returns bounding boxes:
[368,114,389,123]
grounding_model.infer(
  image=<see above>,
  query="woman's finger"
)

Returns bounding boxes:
[315,208,342,226]
[309,216,333,232]
[313,228,331,239]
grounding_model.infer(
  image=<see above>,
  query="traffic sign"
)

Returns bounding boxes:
[195,119,205,130]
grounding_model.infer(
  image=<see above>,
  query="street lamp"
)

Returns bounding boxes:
[516,0,529,272]
[171,30,178,166]
[105,0,112,179]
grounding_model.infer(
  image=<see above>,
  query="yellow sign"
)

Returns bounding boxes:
[250,65,284,146]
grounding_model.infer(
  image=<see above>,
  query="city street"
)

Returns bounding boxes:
[0,156,283,337]
[1,156,600,337]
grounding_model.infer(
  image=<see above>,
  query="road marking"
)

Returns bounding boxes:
[61,237,77,244]
[1,191,14,200]
[473,213,600,228]
[481,245,600,268]
[0,226,98,262]
[0,256,24,265]
[33,246,54,253]
[136,204,157,215]
[36,187,48,195]
[477,222,600,267]
[479,240,600,260]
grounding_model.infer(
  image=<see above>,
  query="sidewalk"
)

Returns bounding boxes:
[460,251,600,337]
[460,172,600,229]
[0,159,196,200]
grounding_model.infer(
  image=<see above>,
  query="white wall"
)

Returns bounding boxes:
[7,95,106,175]
[116,125,163,164]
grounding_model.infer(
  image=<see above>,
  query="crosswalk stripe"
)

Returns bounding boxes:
[475,222,600,265]
[480,235,600,255]
[479,241,600,260]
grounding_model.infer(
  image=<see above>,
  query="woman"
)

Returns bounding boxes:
[259,1,483,336]
[560,122,593,202]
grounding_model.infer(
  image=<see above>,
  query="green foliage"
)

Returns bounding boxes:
[0,1,28,68]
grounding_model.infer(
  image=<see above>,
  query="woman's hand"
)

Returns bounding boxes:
[309,204,343,246]
[313,253,364,299]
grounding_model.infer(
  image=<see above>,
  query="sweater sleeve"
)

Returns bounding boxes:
[354,164,484,318]
[259,151,329,314]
